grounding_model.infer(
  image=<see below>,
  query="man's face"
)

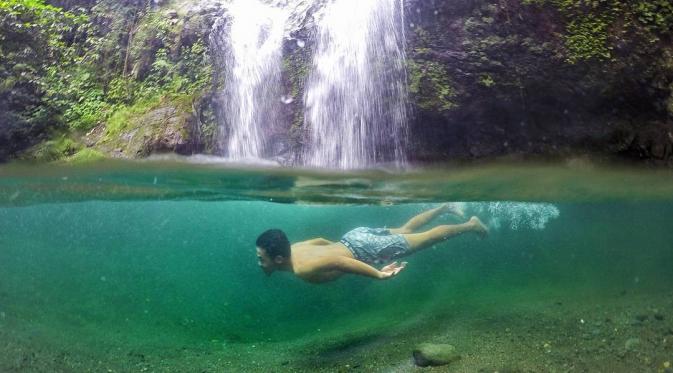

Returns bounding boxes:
[256,247,274,275]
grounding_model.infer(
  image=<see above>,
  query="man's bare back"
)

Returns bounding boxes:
[290,240,356,283]
[255,204,488,284]
[257,238,406,283]
[289,239,407,283]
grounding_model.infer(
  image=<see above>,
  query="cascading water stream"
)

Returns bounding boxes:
[302,0,409,169]
[210,0,289,161]
[210,0,408,168]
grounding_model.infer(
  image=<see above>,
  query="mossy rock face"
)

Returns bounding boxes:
[98,99,200,158]
[19,136,81,163]
[403,0,673,165]
[65,148,106,164]
[412,343,461,367]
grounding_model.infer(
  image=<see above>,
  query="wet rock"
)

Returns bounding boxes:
[412,343,461,367]
[654,313,664,321]
[97,102,202,158]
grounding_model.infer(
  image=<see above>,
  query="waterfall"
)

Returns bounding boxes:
[302,0,409,169]
[211,0,289,161]
[209,0,409,168]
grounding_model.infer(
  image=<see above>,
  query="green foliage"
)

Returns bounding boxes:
[44,65,111,130]
[139,43,212,98]
[564,14,611,63]
[408,60,457,112]
[1,1,214,160]
[103,39,211,138]
[22,134,81,162]
[129,10,174,65]
[524,0,673,63]
[66,147,105,163]
[282,52,310,103]
[101,8,212,137]
[105,92,194,138]
[0,0,86,119]
[479,74,496,87]
[105,95,163,136]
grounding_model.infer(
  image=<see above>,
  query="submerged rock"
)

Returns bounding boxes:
[412,343,461,367]
[635,314,648,322]
[624,338,641,352]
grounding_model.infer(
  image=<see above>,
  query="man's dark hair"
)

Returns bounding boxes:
[256,229,291,258]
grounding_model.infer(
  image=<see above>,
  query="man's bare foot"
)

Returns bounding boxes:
[469,216,489,238]
[439,203,465,218]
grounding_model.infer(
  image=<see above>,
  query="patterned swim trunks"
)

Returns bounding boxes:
[339,227,411,265]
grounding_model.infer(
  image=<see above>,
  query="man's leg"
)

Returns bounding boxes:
[389,203,464,234]
[400,216,488,252]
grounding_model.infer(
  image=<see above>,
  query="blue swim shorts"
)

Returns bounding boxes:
[339,227,411,266]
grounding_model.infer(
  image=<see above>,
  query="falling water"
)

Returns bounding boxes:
[302,0,409,169]
[210,0,408,168]
[211,0,289,160]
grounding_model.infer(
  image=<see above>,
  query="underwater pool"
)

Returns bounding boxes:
[1,161,672,372]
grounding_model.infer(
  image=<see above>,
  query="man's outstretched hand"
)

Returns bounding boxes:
[379,261,407,279]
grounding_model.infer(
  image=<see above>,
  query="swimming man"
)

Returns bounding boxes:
[255,204,488,284]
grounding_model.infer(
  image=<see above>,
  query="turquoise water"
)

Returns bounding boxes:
[1,162,673,371]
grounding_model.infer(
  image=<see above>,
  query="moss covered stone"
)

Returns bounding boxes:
[20,135,81,162]
[97,94,198,158]
[408,59,457,112]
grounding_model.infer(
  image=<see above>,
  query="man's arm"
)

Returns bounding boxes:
[309,257,406,280]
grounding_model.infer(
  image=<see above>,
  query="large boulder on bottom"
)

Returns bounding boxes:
[412,343,461,367]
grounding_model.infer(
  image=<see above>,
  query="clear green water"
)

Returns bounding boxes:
[1,161,673,372]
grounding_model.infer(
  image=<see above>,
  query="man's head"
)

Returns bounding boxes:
[255,229,290,275]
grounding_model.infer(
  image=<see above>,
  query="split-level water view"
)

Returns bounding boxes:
[2,0,673,372]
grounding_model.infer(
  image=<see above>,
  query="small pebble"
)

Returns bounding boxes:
[664,361,671,368]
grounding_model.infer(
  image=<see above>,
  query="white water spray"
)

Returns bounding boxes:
[211,0,409,168]
[468,202,561,231]
[211,0,289,160]
[302,0,409,169]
